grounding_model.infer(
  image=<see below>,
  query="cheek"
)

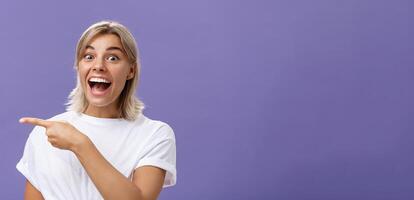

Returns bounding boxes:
[114,77,128,91]
[112,68,130,86]
[77,68,89,88]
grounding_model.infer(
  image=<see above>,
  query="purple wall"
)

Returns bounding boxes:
[1,0,413,199]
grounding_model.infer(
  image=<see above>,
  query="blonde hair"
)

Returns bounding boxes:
[66,20,145,120]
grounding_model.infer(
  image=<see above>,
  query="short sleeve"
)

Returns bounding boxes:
[16,126,42,191]
[136,124,177,188]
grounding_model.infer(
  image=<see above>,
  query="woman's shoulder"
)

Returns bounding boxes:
[140,114,172,130]
[141,115,175,140]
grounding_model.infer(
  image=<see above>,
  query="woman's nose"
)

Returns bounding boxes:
[92,58,106,71]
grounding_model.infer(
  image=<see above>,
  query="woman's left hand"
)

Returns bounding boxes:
[19,117,88,152]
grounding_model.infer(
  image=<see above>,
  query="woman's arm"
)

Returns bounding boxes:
[132,166,166,200]
[73,137,165,200]
[24,180,44,200]
[19,118,166,200]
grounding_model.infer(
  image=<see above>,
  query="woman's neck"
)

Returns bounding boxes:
[83,104,120,119]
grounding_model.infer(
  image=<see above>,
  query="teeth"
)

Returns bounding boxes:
[89,77,110,83]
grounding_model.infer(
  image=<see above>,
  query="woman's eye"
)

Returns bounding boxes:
[84,54,94,60]
[107,55,119,61]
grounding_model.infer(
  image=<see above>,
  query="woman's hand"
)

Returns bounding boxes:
[19,117,89,152]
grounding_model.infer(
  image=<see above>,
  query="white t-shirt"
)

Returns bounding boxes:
[16,111,177,200]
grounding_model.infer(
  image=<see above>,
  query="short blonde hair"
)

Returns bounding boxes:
[66,20,145,120]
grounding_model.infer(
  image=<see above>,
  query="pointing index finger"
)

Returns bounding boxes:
[19,117,51,128]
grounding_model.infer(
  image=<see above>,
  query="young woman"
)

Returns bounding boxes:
[16,21,177,200]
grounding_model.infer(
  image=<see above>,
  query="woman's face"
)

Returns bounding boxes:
[78,33,134,116]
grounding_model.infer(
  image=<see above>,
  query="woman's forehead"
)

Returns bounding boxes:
[85,34,124,50]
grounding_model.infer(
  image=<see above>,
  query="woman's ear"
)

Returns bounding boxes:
[127,65,135,80]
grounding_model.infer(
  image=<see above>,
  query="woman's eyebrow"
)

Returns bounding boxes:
[106,46,124,52]
[85,45,124,53]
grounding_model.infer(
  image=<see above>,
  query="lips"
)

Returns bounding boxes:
[87,76,112,96]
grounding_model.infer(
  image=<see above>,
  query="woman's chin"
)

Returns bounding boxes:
[85,95,115,108]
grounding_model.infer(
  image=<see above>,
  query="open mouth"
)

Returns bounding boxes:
[88,77,112,95]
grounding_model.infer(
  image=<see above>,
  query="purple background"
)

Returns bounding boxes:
[1,0,413,199]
